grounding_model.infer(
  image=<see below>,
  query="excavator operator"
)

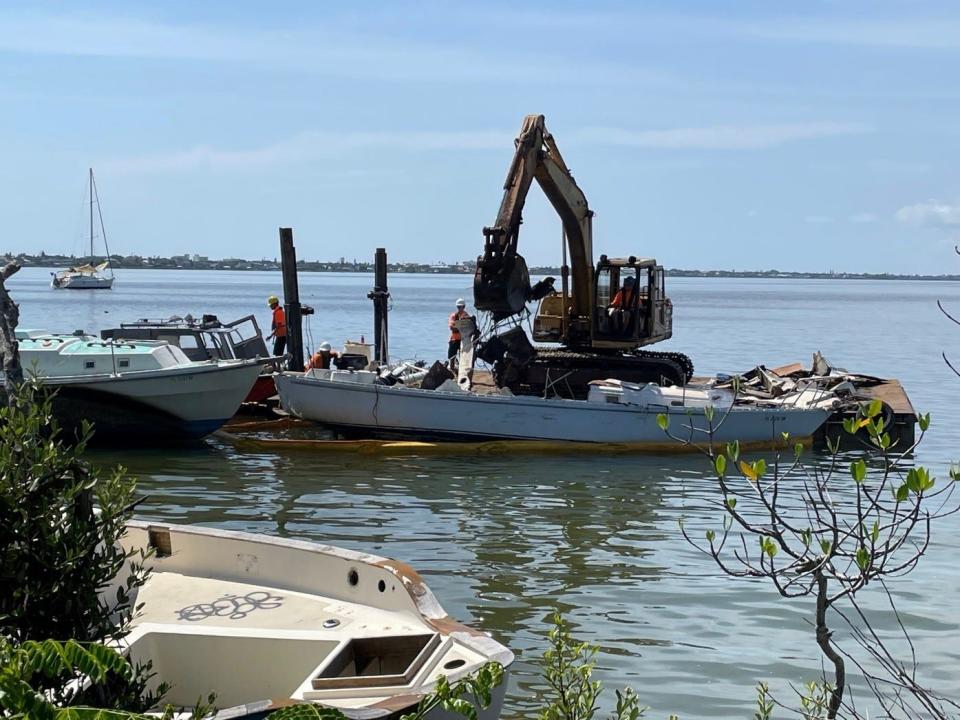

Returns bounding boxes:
[608,276,635,334]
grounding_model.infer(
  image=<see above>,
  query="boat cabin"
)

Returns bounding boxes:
[17,333,193,378]
[100,314,269,362]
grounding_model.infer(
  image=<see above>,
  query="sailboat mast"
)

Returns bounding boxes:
[89,167,94,260]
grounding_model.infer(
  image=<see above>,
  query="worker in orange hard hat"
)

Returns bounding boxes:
[266,295,287,357]
[305,342,341,371]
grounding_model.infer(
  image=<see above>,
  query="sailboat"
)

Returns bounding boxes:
[51,168,115,289]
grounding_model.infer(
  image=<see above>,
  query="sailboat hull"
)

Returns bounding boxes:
[52,274,114,289]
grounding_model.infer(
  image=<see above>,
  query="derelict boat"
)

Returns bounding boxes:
[16,331,261,442]
[274,368,837,449]
[112,521,514,719]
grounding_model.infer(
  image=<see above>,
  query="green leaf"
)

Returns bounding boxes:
[906,468,921,493]
[826,434,840,454]
[842,417,858,435]
[656,413,669,431]
[895,484,909,502]
[856,546,871,571]
[762,538,778,558]
[755,458,767,479]
[714,454,727,476]
[871,520,880,543]
[850,458,866,484]
[705,529,715,543]
[442,697,478,720]
[794,442,804,459]
[918,412,931,432]
[819,539,831,555]
[866,399,883,418]
[726,440,740,462]
[704,405,715,423]
[726,496,737,510]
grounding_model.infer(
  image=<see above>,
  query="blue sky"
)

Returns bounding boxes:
[1,1,959,273]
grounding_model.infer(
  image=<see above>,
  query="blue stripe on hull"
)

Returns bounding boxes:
[180,418,230,439]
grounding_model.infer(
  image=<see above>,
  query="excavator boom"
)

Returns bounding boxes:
[474,114,593,320]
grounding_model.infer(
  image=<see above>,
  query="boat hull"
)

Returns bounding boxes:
[51,274,114,289]
[115,521,514,720]
[275,373,831,447]
[42,361,261,443]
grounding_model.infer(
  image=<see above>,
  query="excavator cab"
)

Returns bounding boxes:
[532,255,673,350]
[592,256,672,349]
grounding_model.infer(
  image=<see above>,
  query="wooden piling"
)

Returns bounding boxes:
[369,248,390,364]
[279,228,304,371]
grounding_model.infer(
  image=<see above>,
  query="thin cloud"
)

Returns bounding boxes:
[895,200,960,228]
[804,215,834,225]
[573,122,869,150]
[0,10,663,85]
[102,121,872,175]
[849,213,878,224]
[730,17,960,50]
[101,130,515,174]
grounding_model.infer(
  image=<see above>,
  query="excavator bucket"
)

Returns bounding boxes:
[473,251,531,317]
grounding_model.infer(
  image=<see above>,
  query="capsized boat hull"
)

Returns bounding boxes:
[275,373,832,447]
[112,521,513,720]
[41,361,261,443]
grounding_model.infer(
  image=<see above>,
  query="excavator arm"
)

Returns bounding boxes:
[474,114,594,320]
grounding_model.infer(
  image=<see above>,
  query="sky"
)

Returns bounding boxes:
[1,1,959,273]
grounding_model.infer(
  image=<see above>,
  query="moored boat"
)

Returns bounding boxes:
[52,168,115,290]
[111,520,513,718]
[275,368,837,449]
[101,313,279,403]
[17,331,261,442]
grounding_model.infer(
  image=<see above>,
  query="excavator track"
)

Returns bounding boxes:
[498,347,695,399]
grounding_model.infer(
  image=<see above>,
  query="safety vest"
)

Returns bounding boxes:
[611,288,634,309]
[449,309,468,341]
[306,350,337,370]
[272,306,287,337]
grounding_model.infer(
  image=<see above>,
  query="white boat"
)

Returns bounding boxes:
[51,168,115,289]
[110,520,513,719]
[16,331,261,442]
[275,369,837,449]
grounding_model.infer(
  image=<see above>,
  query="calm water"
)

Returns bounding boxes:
[10,267,960,718]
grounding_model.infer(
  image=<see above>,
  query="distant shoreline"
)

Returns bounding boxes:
[7,255,959,281]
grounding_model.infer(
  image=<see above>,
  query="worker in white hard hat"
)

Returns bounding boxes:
[305,341,341,371]
[266,295,286,356]
[447,298,470,364]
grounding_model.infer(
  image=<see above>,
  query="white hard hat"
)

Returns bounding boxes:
[456,298,466,307]
[319,341,332,352]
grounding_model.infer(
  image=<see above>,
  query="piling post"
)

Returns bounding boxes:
[279,228,304,371]
[368,248,390,365]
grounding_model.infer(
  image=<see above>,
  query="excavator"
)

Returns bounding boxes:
[472,114,694,398]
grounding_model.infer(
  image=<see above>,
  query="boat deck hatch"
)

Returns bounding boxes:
[312,633,441,689]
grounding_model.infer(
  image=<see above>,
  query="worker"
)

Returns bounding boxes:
[266,295,287,356]
[447,298,470,363]
[610,276,636,309]
[305,342,341,370]
[608,277,635,334]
